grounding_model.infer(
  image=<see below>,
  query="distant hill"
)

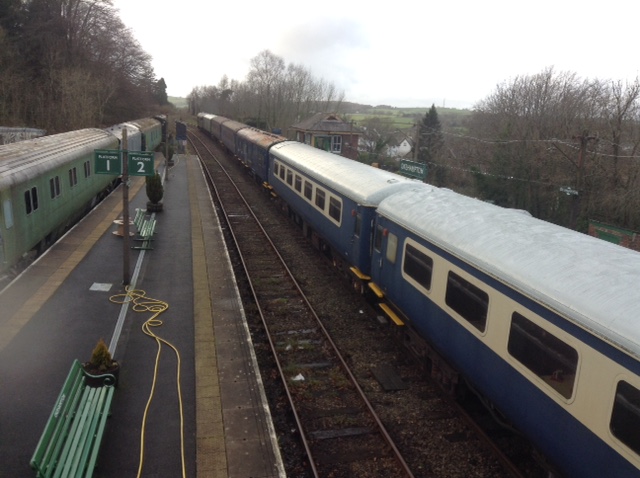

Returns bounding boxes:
[169,96,188,109]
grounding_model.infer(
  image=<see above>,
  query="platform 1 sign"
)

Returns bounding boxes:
[94,150,155,176]
[399,159,427,180]
[94,150,121,175]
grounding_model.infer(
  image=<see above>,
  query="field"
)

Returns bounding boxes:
[169,96,188,109]
[346,106,472,132]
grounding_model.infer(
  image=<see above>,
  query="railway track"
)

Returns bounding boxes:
[188,132,414,477]
[187,128,541,478]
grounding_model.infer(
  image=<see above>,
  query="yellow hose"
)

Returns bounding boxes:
[110,287,186,478]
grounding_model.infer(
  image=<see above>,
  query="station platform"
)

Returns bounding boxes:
[0,154,285,477]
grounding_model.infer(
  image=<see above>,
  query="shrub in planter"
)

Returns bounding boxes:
[83,338,119,387]
[146,172,163,212]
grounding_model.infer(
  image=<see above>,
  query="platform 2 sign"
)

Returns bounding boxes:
[128,151,155,176]
[94,150,155,176]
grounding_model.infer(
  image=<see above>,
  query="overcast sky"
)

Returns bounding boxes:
[112,0,640,109]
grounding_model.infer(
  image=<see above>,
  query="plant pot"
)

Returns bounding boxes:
[146,201,163,213]
[83,361,120,388]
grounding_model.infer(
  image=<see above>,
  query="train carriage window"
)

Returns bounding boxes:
[286,169,293,186]
[403,243,433,290]
[3,200,13,228]
[315,189,326,210]
[24,191,32,214]
[295,175,302,193]
[69,167,77,187]
[610,381,640,456]
[374,224,384,252]
[507,312,578,399]
[83,160,91,178]
[354,213,362,238]
[329,197,341,222]
[273,162,279,177]
[386,233,398,264]
[49,177,60,199]
[304,181,313,201]
[24,187,38,214]
[279,165,286,180]
[445,271,488,332]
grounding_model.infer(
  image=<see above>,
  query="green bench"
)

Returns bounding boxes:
[30,360,116,478]
[132,208,146,234]
[132,218,156,250]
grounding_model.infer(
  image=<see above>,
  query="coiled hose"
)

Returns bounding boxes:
[110,287,186,478]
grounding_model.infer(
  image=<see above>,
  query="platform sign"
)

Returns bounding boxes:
[128,151,155,176]
[94,150,122,175]
[399,159,427,180]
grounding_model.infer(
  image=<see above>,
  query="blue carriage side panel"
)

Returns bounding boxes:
[237,128,287,183]
[372,186,640,477]
[268,141,422,276]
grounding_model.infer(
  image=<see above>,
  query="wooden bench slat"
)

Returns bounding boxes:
[31,364,86,477]
[132,218,157,250]
[54,386,97,478]
[84,387,115,476]
[133,208,145,232]
[72,387,109,477]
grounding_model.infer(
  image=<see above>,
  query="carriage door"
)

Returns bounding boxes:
[369,220,385,285]
[1,199,13,268]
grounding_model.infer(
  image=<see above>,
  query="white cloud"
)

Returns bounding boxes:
[112,0,640,109]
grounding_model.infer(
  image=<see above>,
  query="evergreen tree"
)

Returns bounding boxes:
[155,78,169,105]
[417,104,446,185]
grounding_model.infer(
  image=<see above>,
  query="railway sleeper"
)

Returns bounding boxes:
[310,427,373,440]
[303,406,365,419]
[313,445,386,465]
[274,328,318,336]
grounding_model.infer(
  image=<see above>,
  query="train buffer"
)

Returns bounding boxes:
[132,218,156,250]
[30,360,116,478]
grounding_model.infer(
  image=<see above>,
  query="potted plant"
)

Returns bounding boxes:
[146,171,164,212]
[83,338,120,387]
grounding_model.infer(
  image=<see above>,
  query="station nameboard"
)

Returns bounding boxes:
[399,159,427,180]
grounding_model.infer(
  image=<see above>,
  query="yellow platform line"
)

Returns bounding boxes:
[187,157,227,477]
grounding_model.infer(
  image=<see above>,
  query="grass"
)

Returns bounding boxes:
[345,106,472,132]
[169,96,188,108]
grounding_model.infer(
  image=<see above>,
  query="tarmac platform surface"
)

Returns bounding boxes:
[0,154,284,477]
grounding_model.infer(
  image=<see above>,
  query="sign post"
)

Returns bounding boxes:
[94,141,156,286]
[122,129,130,286]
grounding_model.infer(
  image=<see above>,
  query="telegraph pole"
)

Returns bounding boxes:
[570,131,597,230]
